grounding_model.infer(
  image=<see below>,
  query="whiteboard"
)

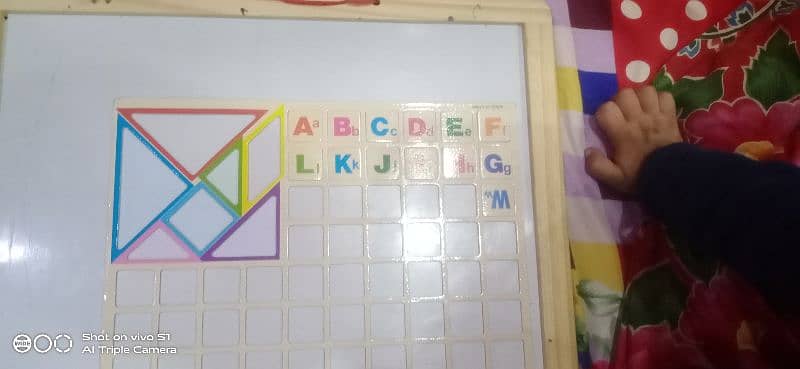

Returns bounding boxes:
[0,14,540,369]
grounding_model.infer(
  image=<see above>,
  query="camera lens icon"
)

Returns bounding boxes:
[12,333,72,354]
[12,334,32,354]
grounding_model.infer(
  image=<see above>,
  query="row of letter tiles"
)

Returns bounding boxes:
[287,185,516,219]
[288,144,515,181]
[116,261,520,307]
[287,109,513,143]
[111,340,526,369]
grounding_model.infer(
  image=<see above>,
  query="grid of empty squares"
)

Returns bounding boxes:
[108,104,529,369]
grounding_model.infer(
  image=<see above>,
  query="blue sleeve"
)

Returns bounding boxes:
[637,143,800,315]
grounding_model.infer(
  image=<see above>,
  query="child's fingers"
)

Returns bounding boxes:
[596,101,626,138]
[615,88,642,120]
[658,91,677,117]
[585,147,627,191]
[636,86,660,113]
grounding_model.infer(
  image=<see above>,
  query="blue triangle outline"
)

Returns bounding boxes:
[111,114,192,262]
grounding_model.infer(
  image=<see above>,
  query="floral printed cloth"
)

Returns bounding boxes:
[557,0,800,368]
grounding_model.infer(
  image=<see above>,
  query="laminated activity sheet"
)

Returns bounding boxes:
[103,100,537,369]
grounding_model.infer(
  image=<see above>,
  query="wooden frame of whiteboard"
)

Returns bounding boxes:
[0,1,576,368]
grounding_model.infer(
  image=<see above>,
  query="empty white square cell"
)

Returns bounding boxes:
[404,223,441,257]
[329,264,364,298]
[367,224,402,258]
[329,224,364,257]
[442,185,477,218]
[115,313,152,337]
[114,356,149,369]
[158,355,195,369]
[410,302,444,338]
[405,185,439,218]
[246,308,282,345]
[330,305,365,341]
[487,300,522,335]
[369,263,404,297]
[329,186,363,219]
[246,351,282,369]
[444,222,479,257]
[247,266,282,302]
[116,270,154,307]
[371,303,405,339]
[491,341,525,369]
[485,261,520,295]
[203,352,239,369]
[204,268,240,303]
[447,261,481,296]
[289,306,324,343]
[158,311,196,347]
[451,342,486,369]
[367,185,402,219]
[290,349,324,369]
[160,269,196,305]
[371,346,406,369]
[331,347,366,369]
[289,224,324,259]
[481,222,517,257]
[413,343,446,369]
[289,265,323,300]
[448,301,484,337]
[408,262,443,297]
[203,310,239,346]
[289,186,323,219]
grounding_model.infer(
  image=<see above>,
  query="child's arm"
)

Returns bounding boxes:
[586,87,800,315]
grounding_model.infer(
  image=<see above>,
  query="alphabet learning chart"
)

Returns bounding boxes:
[103,100,537,369]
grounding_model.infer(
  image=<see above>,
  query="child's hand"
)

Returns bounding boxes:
[585,87,682,194]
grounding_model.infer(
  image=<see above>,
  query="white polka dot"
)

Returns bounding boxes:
[660,28,678,50]
[626,60,651,83]
[620,0,642,20]
[685,0,707,21]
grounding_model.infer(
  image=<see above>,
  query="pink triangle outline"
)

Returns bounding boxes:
[114,221,200,264]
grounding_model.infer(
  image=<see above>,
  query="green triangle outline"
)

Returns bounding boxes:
[199,139,243,215]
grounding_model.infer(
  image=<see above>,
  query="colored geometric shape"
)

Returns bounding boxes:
[556,67,584,112]
[201,142,242,214]
[242,107,285,213]
[114,221,199,264]
[578,70,618,115]
[118,108,267,181]
[112,115,191,261]
[163,184,238,255]
[203,185,280,261]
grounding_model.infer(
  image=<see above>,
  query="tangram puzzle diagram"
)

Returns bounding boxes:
[110,105,284,264]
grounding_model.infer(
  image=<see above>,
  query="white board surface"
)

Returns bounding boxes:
[0,14,539,368]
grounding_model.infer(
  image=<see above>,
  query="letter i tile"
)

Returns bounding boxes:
[289,146,323,181]
[404,147,439,180]
[367,146,401,180]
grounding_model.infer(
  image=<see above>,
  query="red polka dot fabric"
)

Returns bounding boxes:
[611,0,742,87]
